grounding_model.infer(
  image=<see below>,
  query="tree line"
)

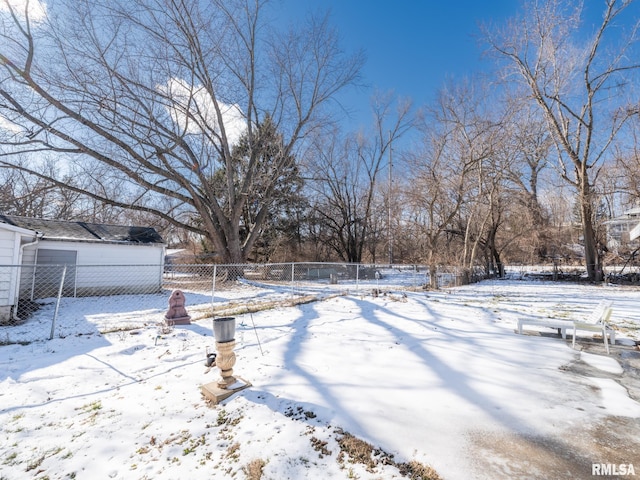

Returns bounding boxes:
[1,0,639,283]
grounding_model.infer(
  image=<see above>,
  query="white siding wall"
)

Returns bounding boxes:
[16,244,37,300]
[20,243,37,265]
[0,229,17,265]
[23,241,165,295]
[23,240,164,264]
[0,229,18,308]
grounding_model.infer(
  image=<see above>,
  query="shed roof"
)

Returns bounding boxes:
[0,215,164,244]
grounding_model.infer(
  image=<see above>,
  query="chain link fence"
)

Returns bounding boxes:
[1,262,476,345]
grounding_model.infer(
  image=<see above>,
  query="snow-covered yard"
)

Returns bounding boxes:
[1,278,639,479]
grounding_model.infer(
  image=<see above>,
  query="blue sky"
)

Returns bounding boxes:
[277,1,640,131]
[278,1,521,127]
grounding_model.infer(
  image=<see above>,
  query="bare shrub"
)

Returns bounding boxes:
[242,458,266,480]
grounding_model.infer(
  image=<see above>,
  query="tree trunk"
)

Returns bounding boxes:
[579,191,601,282]
[427,249,438,289]
[429,263,438,289]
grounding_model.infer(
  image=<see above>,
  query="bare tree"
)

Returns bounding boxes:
[485,0,640,281]
[0,0,363,263]
[615,115,640,204]
[405,81,494,286]
[1,160,55,217]
[307,94,413,263]
[0,156,124,221]
[501,99,554,258]
[405,126,470,286]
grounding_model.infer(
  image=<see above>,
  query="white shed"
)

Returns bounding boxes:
[0,215,165,321]
[0,221,41,321]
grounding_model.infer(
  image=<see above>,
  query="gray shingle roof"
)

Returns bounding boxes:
[0,215,164,244]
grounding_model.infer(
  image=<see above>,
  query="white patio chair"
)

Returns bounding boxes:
[572,301,615,354]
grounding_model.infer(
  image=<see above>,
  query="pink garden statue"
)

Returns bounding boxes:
[164,289,192,325]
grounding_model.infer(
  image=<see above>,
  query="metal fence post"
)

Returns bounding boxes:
[212,264,217,307]
[50,265,67,340]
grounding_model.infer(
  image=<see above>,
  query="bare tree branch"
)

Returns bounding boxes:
[0,0,362,262]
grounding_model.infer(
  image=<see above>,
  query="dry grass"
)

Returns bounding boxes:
[337,431,381,471]
[336,429,441,479]
[189,293,344,321]
[397,460,443,480]
[242,458,266,480]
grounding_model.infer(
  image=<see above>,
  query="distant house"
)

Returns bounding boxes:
[604,206,640,252]
[0,215,165,321]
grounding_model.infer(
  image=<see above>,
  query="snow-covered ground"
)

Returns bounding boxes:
[1,278,639,479]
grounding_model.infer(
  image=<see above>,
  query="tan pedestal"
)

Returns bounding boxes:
[201,378,251,405]
[200,339,251,405]
[215,340,237,387]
